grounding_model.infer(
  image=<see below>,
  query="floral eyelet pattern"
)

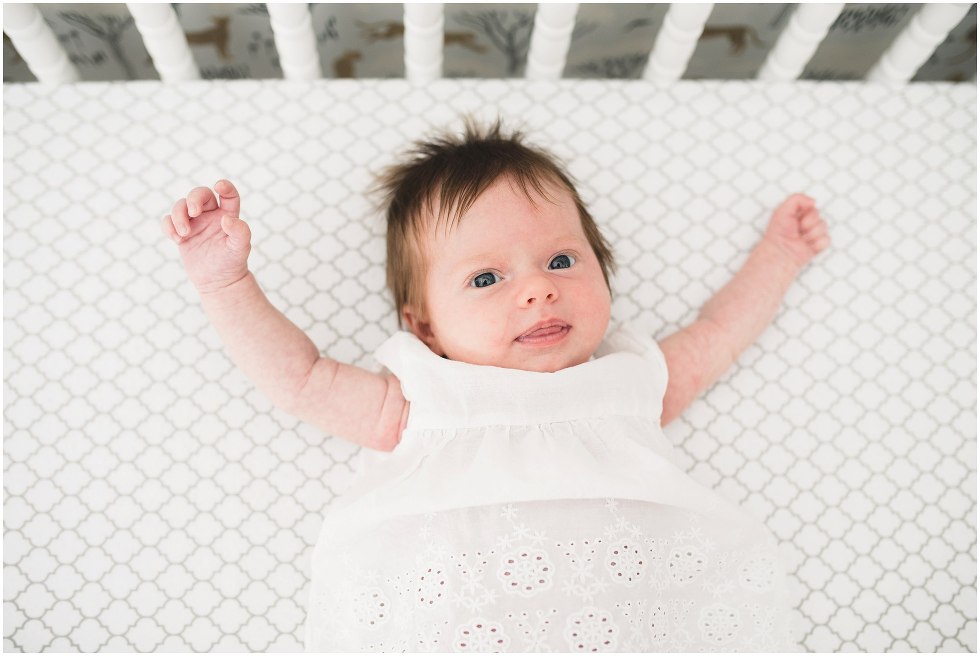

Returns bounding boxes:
[352,586,391,630]
[668,546,706,586]
[454,618,510,651]
[564,606,620,652]
[498,547,555,596]
[308,498,788,652]
[698,602,742,646]
[605,539,646,586]
[738,552,777,592]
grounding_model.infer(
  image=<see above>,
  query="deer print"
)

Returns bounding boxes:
[358,20,404,42]
[446,31,487,52]
[356,20,487,53]
[334,50,362,78]
[186,16,232,61]
[700,25,765,54]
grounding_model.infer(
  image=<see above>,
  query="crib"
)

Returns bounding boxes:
[3,2,977,652]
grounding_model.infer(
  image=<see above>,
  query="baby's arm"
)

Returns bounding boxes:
[658,194,830,426]
[162,181,407,451]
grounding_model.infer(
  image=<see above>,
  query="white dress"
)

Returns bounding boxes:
[306,323,791,652]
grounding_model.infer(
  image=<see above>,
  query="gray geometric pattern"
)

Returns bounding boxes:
[3,79,976,652]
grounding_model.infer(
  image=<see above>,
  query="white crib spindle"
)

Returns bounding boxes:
[642,3,714,83]
[267,3,322,80]
[127,3,200,82]
[525,3,578,80]
[866,3,973,83]
[2,3,79,83]
[757,3,844,81]
[404,3,444,83]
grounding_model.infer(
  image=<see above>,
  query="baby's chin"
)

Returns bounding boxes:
[442,346,593,373]
[512,359,589,373]
[507,350,593,373]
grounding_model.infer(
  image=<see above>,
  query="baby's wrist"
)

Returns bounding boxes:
[756,236,805,276]
[196,271,254,301]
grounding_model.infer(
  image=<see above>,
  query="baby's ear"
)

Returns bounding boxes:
[401,306,444,355]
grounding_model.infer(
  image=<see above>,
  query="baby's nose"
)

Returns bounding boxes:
[524,291,555,305]
[520,276,559,305]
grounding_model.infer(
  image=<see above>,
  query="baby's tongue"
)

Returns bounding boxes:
[520,325,565,340]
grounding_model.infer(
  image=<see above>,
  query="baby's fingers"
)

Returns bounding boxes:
[804,215,831,253]
[212,179,241,218]
[170,181,240,238]
[799,207,822,232]
[184,185,219,219]
[220,215,252,254]
[802,211,828,238]
[169,196,198,237]
[161,214,182,244]
[779,192,815,218]
[809,234,831,255]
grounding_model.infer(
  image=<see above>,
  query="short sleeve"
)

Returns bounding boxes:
[594,322,670,400]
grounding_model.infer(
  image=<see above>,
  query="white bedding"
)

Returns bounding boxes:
[3,79,976,652]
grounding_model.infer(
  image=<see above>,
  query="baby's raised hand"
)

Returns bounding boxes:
[762,193,830,269]
[162,179,252,294]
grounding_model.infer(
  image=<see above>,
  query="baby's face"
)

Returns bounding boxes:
[404,176,612,373]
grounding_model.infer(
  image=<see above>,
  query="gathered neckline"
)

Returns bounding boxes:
[373,323,668,431]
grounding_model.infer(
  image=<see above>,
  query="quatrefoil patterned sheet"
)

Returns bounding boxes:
[3,79,976,652]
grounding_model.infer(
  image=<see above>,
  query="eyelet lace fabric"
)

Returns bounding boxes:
[306,324,791,652]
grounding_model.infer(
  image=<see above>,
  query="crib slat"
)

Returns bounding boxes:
[404,3,444,82]
[267,3,322,80]
[2,3,80,83]
[642,3,714,83]
[757,3,844,81]
[525,3,578,80]
[127,3,200,82]
[866,3,973,83]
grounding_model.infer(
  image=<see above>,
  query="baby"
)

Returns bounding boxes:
[163,119,828,651]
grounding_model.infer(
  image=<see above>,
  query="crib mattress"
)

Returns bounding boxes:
[3,79,976,652]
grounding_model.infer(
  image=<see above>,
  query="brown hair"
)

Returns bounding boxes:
[373,117,616,327]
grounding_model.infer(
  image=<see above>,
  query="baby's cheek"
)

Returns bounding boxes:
[582,285,613,346]
[578,276,612,316]
[451,311,509,365]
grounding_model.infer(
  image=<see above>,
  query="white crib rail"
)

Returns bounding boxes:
[268,3,322,80]
[757,3,844,82]
[642,3,715,83]
[525,3,579,81]
[867,3,974,83]
[127,3,199,82]
[2,2,79,83]
[404,3,444,83]
[3,3,976,85]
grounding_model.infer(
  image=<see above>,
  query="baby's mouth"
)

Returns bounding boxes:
[516,321,571,344]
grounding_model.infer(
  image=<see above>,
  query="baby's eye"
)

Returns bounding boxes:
[549,254,576,270]
[471,272,500,288]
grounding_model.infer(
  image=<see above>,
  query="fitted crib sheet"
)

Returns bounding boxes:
[3,79,976,652]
